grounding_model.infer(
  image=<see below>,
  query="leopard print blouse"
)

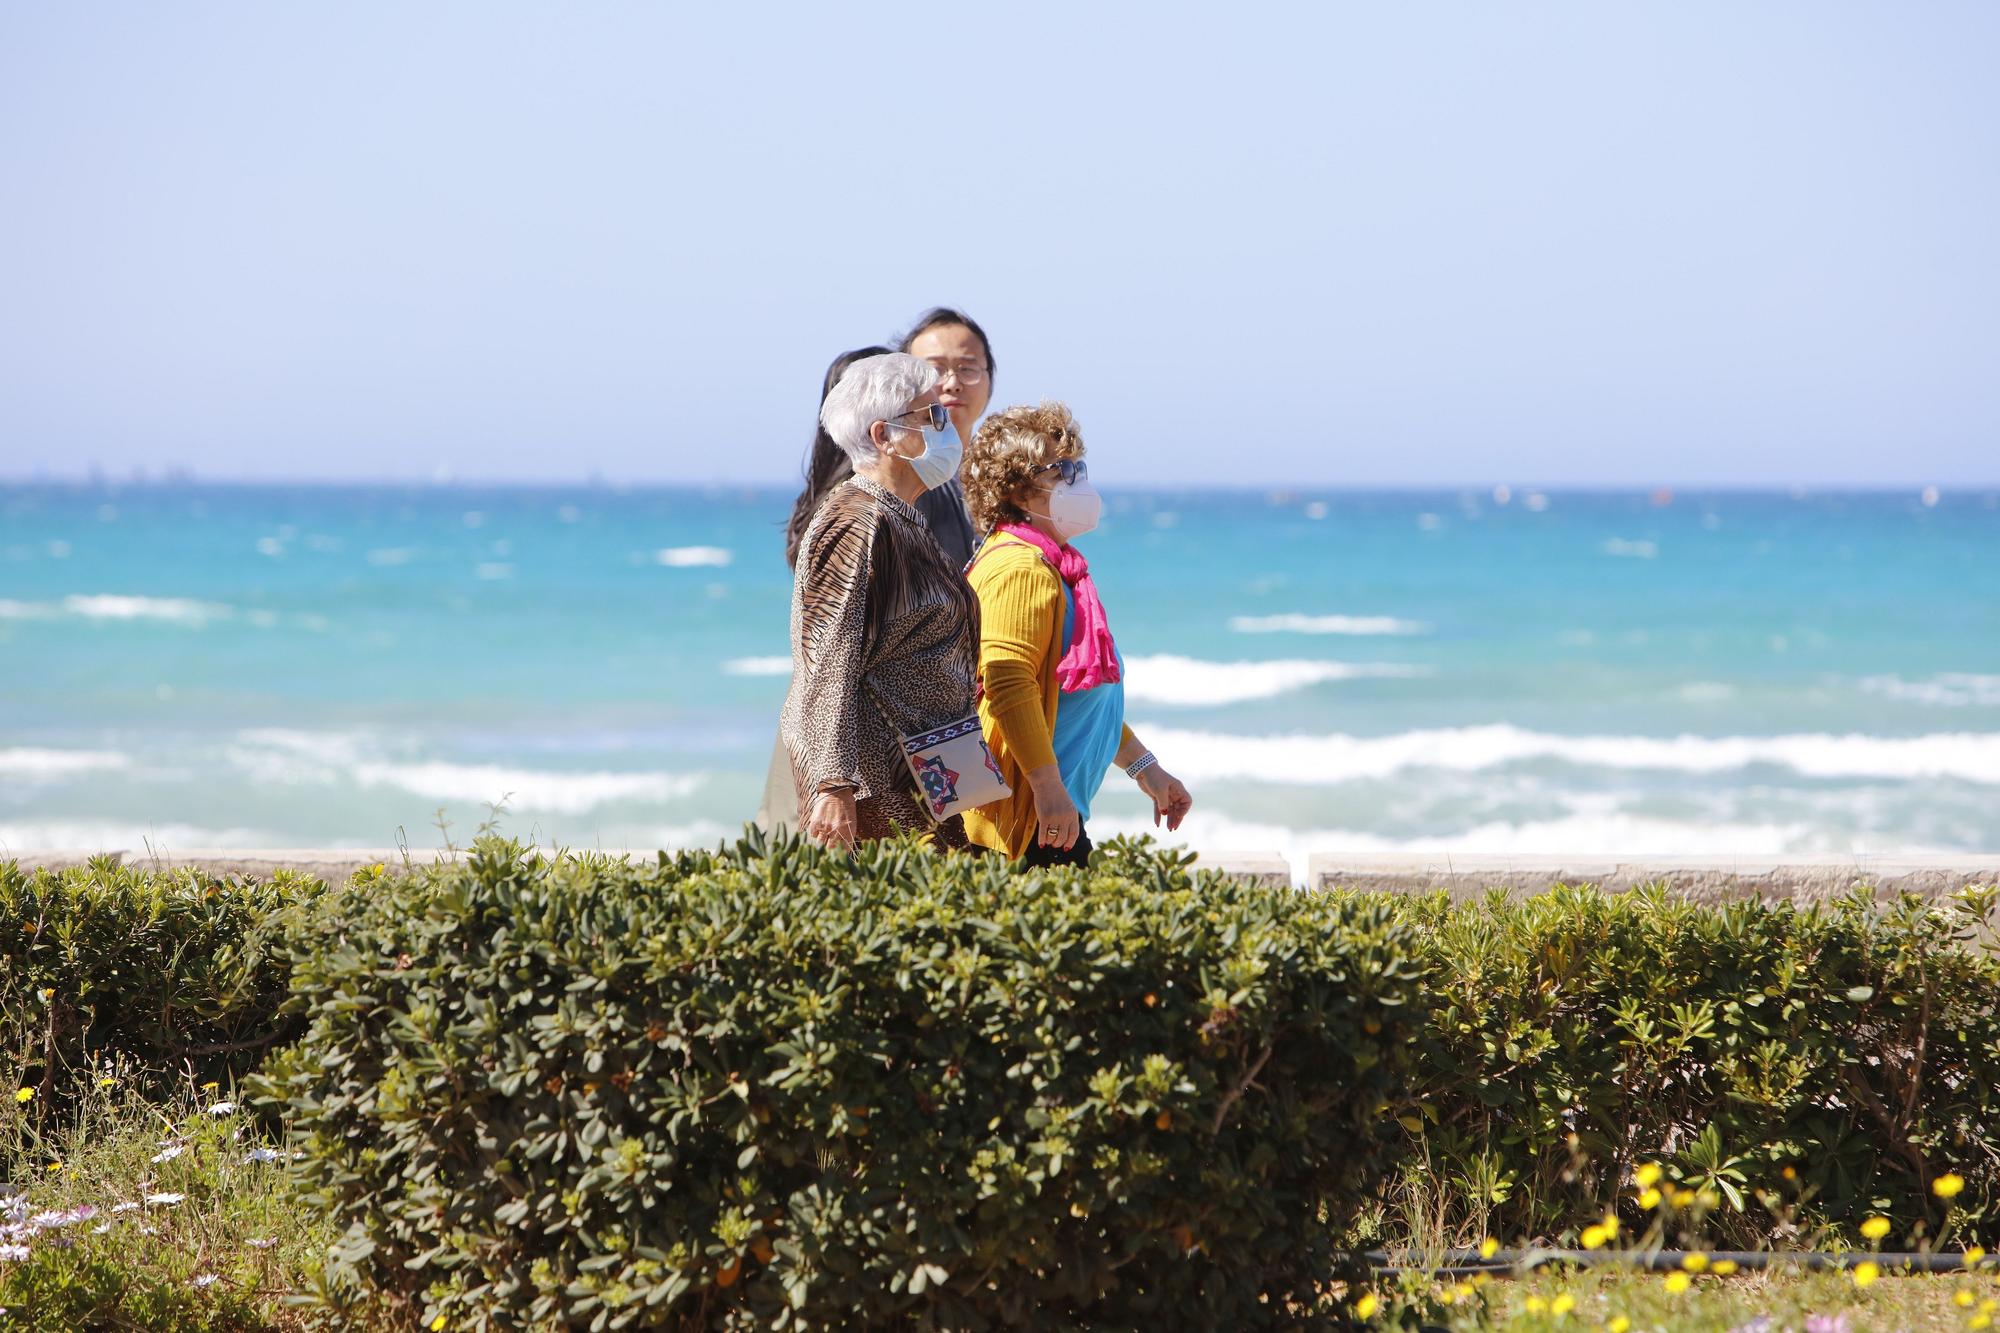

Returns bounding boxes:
[780,476,979,839]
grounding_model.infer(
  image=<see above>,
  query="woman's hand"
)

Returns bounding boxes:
[1136,765,1192,832]
[805,788,858,849]
[1025,764,1081,852]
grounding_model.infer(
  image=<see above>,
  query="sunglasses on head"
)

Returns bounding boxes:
[1032,458,1088,485]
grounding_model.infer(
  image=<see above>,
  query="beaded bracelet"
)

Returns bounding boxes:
[1125,751,1159,780]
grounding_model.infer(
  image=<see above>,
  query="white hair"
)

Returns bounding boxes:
[818,353,940,465]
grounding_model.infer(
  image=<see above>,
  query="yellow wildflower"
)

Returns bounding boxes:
[1523,1294,1548,1313]
[1672,1188,1697,1207]
[1781,1165,1798,1180]
[97,1077,116,1088]
[1663,1272,1691,1293]
[46,1161,62,1172]
[1600,1214,1620,1239]
[1959,1290,1979,1308]
[1638,1188,1662,1209]
[1973,1317,1993,1332]
[1608,1318,1632,1333]
[1353,1291,1379,1320]
[1682,1252,1709,1273]
[1935,1173,1967,1200]
[1551,1292,1575,1316]
[1968,1246,1988,1267]
[12,1087,33,1104]
[1853,1260,1880,1288]
[1860,1216,1892,1241]
[1581,1224,1610,1250]
[1634,1162,1663,1188]
[1480,1236,1500,1259]
[430,1317,448,1332]
[1711,1259,1738,1276]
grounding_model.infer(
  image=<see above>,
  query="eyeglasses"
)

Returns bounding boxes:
[924,359,988,387]
[884,403,950,433]
[1032,458,1088,485]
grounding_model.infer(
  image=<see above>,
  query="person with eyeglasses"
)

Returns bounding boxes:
[958,403,1193,867]
[779,353,981,850]
[897,307,996,569]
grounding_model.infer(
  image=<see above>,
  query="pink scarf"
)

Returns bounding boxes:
[994,522,1121,693]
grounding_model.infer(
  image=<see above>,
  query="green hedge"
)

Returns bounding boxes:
[256,834,1426,1331]
[0,856,326,1108]
[10,843,1998,1328]
[1391,882,2000,1248]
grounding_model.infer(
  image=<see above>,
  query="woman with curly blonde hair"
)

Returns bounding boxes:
[960,403,1192,866]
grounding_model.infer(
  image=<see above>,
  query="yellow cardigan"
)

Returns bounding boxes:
[962,535,1136,858]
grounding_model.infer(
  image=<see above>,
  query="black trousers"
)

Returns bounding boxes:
[1019,823,1093,871]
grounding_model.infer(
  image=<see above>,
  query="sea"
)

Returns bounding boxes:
[2,483,1996,874]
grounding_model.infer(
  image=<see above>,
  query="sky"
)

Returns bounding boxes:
[1,3,1996,488]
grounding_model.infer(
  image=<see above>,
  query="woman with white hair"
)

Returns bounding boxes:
[780,352,980,850]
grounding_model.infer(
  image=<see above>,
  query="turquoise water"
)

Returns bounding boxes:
[2,483,1996,865]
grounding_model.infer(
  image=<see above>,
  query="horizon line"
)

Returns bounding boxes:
[3,475,1995,495]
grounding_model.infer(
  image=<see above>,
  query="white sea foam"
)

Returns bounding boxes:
[1228,613,1428,636]
[724,656,793,677]
[224,731,705,813]
[656,546,733,568]
[63,595,233,624]
[0,820,276,853]
[1121,655,1428,706]
[1601,538,1658,559]
[1132,723,2000,785]
[1086,809,1948,883]
[1860,673,2000,709]
[352,762,703,813]
[0,595,234,624]
[0,748,132,778]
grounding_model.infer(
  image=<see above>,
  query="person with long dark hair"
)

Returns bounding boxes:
[757,311,998,831]
[779,353,978,849]
[783,344,892,569]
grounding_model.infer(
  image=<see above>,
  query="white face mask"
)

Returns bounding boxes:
[1029,476,1102,542]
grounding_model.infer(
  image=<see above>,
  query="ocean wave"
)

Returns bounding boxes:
[225,731,707,813]
[0,595,234,624]
[1860,673,2000,709]
[656,546,733,568]
[724,656,793,677]
[1229,613,1427,636]
[1134,723,2000,785]
[351,762,703,813]
[1087,809,1948,880]
[1122,655,1428,706]
[0,820,277,853]
[0,748,132,778]
[64,594,233,623]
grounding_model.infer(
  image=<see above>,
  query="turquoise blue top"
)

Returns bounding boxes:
[1048,582,1126,822]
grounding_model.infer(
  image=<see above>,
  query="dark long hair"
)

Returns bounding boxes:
[897,306,996,378]
[784,345,892,569]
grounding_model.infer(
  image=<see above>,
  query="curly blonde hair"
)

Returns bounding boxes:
[963,402,1085,533]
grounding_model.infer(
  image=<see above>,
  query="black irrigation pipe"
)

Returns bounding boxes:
[1367,1248,1977,1277]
